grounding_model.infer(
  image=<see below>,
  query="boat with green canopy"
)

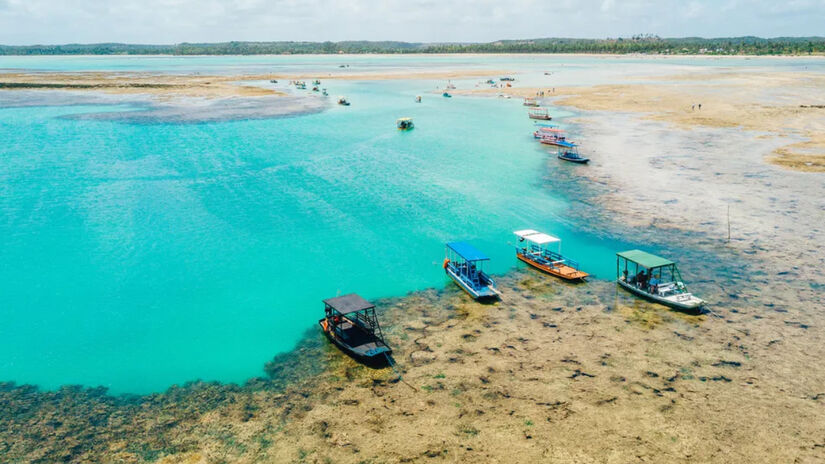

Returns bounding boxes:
[616,250,704,312]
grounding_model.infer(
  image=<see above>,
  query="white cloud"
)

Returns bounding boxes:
[0,0,823,45]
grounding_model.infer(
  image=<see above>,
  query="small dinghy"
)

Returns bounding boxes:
[443,242,500,301]
[319,293,391,363]
[616,250,704,313]
[397,117,414,130]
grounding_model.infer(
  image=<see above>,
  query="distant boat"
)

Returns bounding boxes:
[312,86,319,92]
[397,117,414,130]
[616,250,704,312]
[514,230,588,281]
[442,92,452,98]
[534,126,564,138]
[312,79,321,85]
[270,79,278,83]
[319,293,391,363]
[500,76,515,81]
[557,146,590,164]
[415,95,422,103]
[322,88,328,96]
[338,96,350,106]
[539,134,573,147]
[523,97,540,107]
[445,81,456,90]
[444,242,500,301]
[485,79,496,85]
[295,81,306,89]
[528,108,552,120]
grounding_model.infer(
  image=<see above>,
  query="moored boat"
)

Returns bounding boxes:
[557,146,590,164]
[319,293,391,363]
[514,230,588,281]
[338,96,350,106]
[528,108,552,120]
[523,97,539,107]
[539,134,573,147]
[534,126,564,138]
[443,242,500,301]
[397,117,414,130]
[415,95,422,103]
[442,92,452,98]
[616,250,704,312]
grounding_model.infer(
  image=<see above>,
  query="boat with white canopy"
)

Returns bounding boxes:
[514,230,588,281]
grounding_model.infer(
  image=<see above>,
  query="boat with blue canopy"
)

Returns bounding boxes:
[319,293,391,364]
[443,242,500,300]
[557,146,590,164]
[514,230,588,281]
[616,250,704,312]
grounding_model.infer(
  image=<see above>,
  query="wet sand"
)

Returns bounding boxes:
[457,71,825,172]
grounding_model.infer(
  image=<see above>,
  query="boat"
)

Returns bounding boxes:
[319,293,391,363]
[312,86,319,92]
[539,134,574,147]
[528,108,552,120]
[534,126,564,139]
[397,117,414,130]
[415,95,422,103]
[445,81,456,90]
[485,79,496,84]
[616,250,705,312]
[442,92,452,98]
[270,79,278,83]
[557,146,590,164]
[523,97,539,107]
[322,88,328,96]
[337,96,350,106]
[295,81,306,89]
[312,79,321,85]
[443,242,500,301]
[500,76,515,81]
[514,230,588,281]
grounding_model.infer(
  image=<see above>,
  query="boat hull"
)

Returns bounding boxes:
[617,280,704,313]
[558,154,589,164]
[318,319,391,364]
[517,253,588,281]
[445,267,499,301]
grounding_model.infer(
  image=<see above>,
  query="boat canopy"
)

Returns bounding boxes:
[534,122,558,127]
[616,250,674,269]
[397,117,412,122]
[514,229,560,245]
[323,293,375,315]
[446,241,490,262]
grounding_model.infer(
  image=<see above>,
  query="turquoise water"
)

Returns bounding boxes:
[6,54,808,393]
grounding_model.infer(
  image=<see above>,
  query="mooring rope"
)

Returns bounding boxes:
[384,352,417,392]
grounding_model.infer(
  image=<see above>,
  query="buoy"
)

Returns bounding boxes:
[442,258,450,269]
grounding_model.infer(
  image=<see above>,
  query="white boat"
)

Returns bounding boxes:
[616,250,704,312]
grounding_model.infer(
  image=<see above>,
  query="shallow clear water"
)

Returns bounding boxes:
[1,54,817,393]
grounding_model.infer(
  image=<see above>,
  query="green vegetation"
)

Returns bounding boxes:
[1,36,824,56]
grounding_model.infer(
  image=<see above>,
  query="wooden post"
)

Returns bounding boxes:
[727,205,731,243]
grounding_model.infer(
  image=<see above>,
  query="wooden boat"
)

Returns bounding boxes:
[523,97,539,107]
[319,294,391,362]
[397,117,414,130]
[539,134,574,147]
[442,92,452,98]
[534,126,564,139]
[557,146,589,164]
[616,250,704,313]
[528,108,552,120]
[444,242,500,301]
[514,230,588,281]
[337,96,350,106]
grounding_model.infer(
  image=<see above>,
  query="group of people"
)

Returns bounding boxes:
[623,269,661,294]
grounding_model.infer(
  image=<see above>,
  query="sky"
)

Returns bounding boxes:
[0,0,824,45]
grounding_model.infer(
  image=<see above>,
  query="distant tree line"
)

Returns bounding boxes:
[1,37,824,56]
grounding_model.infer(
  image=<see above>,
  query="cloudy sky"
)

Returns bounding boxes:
[0,0,823,45]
